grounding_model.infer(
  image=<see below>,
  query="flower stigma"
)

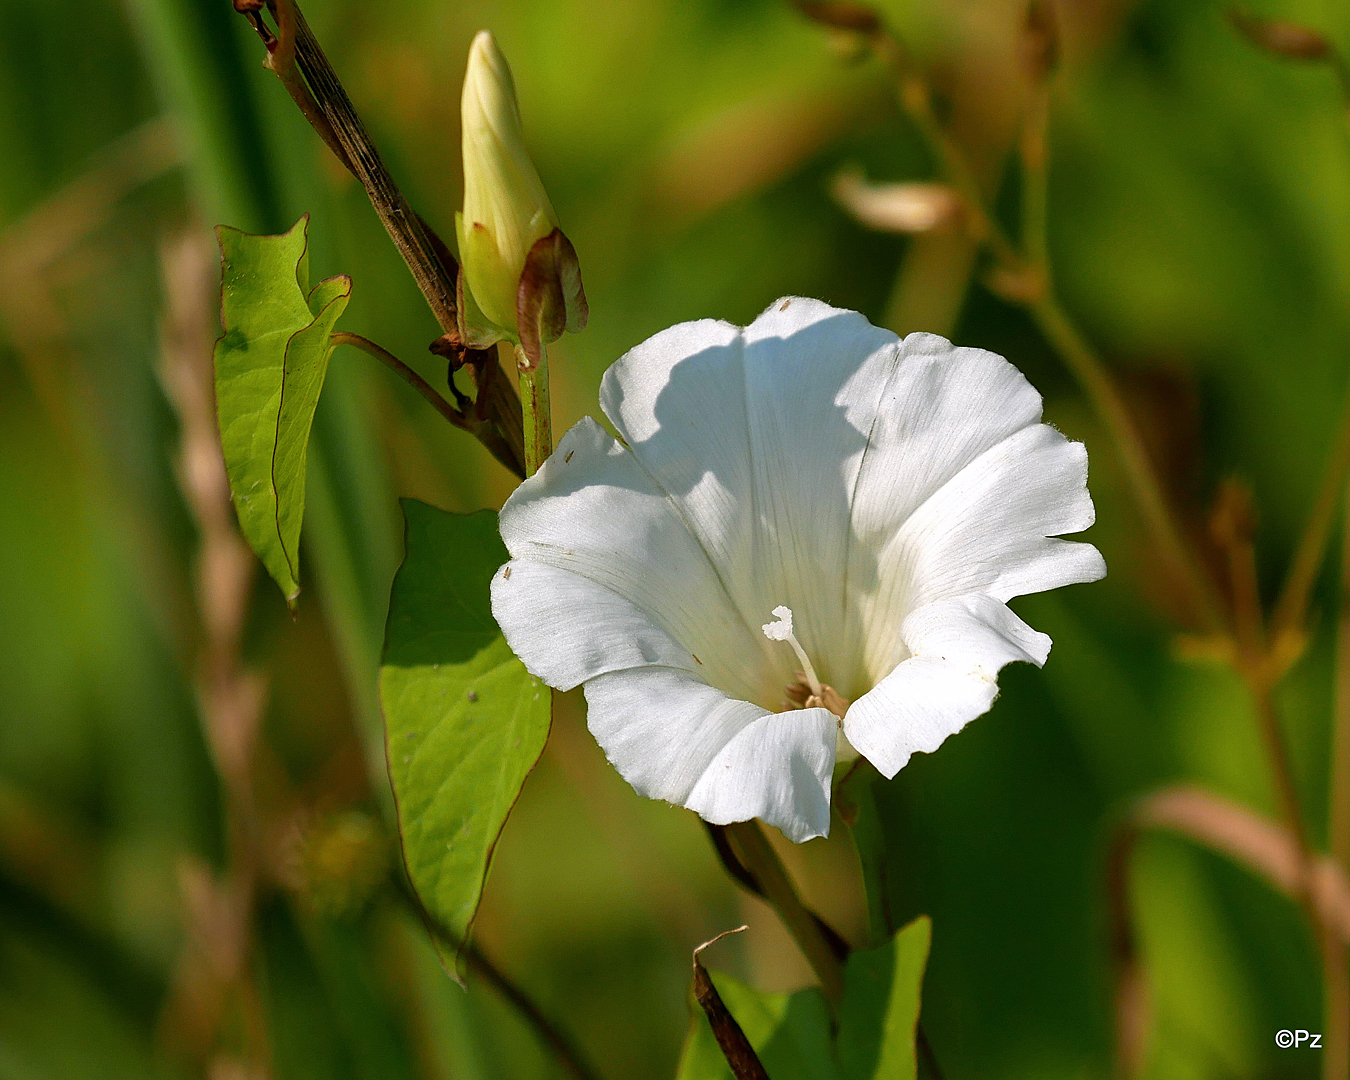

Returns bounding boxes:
[761,605,823,699]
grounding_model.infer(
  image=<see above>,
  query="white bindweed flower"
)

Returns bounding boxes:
[491,298,1105,842]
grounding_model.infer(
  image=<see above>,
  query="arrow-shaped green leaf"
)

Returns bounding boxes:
[380,501,551,960]
[214,215,351,604]
[837,916,932,1080]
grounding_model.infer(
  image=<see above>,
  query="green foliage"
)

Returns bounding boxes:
[836,917,931,1080]
[213,215,351,605]
[837,763,893,947]
[676,917,931,1080]
[379,501,551,956]
[7,0,1350,1075]
[676,973,838,1080]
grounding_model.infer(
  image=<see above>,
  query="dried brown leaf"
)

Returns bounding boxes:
[832,168,964,235]
[516,228,587,370]
[692,928,771,1080]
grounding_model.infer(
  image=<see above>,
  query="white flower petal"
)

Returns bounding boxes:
[600,297,902,690]
[493,301,1107,840]
[491,560,695,689]
[496,417,773,703]
[899,423,1104,603]
[859,422,1104,682]
[584,665,837,842]
[848,333,1045,551]
[843,594,1050,778]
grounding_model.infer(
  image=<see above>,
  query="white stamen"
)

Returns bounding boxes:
[761,605,823,698]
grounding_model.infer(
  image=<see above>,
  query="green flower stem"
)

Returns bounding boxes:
[723,820,846,1005]
[516,344,553,477]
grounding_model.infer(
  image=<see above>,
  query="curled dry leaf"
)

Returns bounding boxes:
[691,927,771,1080]
[831,168,964,235]
[516,227,588,370]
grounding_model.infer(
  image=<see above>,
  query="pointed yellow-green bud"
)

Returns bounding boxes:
[455,31,560,340]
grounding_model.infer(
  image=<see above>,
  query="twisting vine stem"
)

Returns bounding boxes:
[233,0,525,478]
[331,333,472,431]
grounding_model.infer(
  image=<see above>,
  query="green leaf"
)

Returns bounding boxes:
[380,501,551,958]
[676,918,932,1080]
[837,916,932,1080]
[676,971,840,1080]
[837,761,893,947]
[213,215,351,605]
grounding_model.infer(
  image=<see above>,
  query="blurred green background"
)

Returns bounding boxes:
[1,0,1347,1076]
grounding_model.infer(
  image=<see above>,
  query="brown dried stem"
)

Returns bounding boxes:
[1110,786,1350,1077]
[1209,480,1349,1079]
[692,927,771,1080]
[238,0,525,477]
[1013,74,1226,635]
[155,231,272,1075]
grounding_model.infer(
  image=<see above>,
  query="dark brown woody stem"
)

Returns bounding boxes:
[239,0,526,477]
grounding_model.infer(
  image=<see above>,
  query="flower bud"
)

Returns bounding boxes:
[456,30,585,357]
